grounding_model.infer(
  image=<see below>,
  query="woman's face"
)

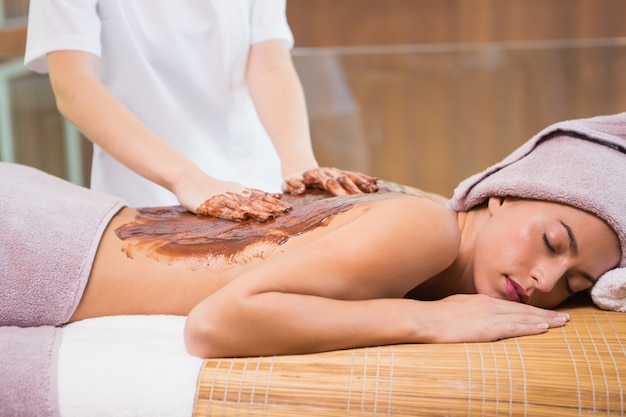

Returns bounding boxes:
[472,197,621,308]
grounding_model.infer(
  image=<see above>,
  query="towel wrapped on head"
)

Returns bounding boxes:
[448,112,626,312]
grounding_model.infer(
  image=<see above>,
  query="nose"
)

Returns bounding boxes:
[530,261,567,293]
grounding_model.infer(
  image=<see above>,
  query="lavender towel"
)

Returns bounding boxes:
[0,326,62,417]
[448,112,626,311]
[0,162,125,326]
[0,163,125,416]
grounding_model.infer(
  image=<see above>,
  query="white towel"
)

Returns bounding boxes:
[58,315,204,417]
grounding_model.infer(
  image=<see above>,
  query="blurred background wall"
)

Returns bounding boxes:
[2,0,626,196]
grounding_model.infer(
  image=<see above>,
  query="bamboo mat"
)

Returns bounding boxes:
[193,301,626,417]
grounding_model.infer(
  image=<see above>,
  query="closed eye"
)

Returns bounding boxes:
[563,272,597,297]
[544,234,576,296]
[543,233,556,254]
[564,276,575,296]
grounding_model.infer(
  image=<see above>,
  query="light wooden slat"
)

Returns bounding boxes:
[193,301,626,416]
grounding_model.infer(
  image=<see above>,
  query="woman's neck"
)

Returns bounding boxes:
[406,205,490,300]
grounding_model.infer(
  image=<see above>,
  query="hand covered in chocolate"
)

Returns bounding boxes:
[282,167,379,196]
[196,189,293,222]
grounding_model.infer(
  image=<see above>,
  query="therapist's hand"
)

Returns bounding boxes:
[196,189,293,222]
[282,167,379,196]
[173,172,292,222]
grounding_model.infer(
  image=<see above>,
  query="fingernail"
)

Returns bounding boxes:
[537,323,549,329]
[554,315,569,324]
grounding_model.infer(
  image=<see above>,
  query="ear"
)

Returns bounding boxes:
[487,196,506,216]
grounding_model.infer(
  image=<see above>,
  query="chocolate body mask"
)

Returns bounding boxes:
[115,191,396,270]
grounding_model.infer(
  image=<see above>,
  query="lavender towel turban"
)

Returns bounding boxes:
[448,112,626,311]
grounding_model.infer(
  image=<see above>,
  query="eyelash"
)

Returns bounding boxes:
[562,273,575,296]
[542,233,556,253]
[542,233,575,296]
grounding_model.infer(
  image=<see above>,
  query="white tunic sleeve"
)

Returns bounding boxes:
[22,0,293,206]
[250,0,294,48]
[24,0,101,73]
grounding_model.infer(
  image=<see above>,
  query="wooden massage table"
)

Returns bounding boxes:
[191,294,625,417]
[51,294,624,417]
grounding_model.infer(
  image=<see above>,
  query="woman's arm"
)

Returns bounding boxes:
[184,196,568,358]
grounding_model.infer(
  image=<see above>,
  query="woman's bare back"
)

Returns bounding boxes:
[71,190,432,322]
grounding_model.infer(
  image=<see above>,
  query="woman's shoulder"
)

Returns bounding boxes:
[381,192,460,246]
[376,180,450,206]
[352,191,461,266]
[286,183,459,251]
[339,192,460,297]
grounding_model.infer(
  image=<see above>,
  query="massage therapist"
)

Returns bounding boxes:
[24,1,375,220]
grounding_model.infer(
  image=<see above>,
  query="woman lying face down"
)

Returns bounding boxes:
[2,113,624,359]
[73,184,618,359]
[83,112,626,358]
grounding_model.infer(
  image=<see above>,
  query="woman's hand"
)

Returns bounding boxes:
[282,167,379,196]
[423,294,570,343]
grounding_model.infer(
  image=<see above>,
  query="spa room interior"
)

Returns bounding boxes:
[2,1,626,416]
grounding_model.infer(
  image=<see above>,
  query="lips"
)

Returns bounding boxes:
[505,276,529,303]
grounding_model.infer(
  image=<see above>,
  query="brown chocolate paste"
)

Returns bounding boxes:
[115,190,401,269]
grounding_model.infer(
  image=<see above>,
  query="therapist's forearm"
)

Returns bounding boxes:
[247,41,318,178]
[48,51,204,194]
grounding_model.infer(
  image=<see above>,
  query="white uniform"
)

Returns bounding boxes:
[24,0,294,206]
